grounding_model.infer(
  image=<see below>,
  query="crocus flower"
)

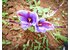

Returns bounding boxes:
[35,18,54,33]
[17,10,38,30]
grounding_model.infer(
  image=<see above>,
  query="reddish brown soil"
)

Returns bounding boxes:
[2,0,68,50]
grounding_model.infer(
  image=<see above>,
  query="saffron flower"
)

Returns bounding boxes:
[17,10,38,30]
[35,18,55,33]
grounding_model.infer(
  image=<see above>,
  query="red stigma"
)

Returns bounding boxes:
[43,22,52,26]
[18,13,23,16]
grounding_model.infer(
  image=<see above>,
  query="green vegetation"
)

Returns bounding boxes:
[2,0,7,3]
[2,39,11,45]
[22,34,50,50]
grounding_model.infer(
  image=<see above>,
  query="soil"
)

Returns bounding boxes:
[2,0,68,50]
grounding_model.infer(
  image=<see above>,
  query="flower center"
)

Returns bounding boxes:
[38,22,42,26]
[27,17,33,23]
[18,13,24,17]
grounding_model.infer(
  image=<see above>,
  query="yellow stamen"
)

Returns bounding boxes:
[28,18,31,22]
[38,23,42,26]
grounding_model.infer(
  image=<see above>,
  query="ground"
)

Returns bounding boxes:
[2,0,68,50]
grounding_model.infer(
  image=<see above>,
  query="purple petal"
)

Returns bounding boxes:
[35,19,54,33]
[17,10,28,17]
[38,18,46,22]
[17,10,38,25]
[21,22,31,30]
[17,10,28,22]
[35,26,47,33]
[29,12,38,26]
[43,21,54,30]
[17,10,38,30]
[21,24,29,30]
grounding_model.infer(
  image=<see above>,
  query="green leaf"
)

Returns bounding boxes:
[2,12,8,16]
[53,32,68,42]
[38,8,43,15]
[2,40,5,44]
[38,43,41,50]
[35,40,40,44]
[54,22,60,26]
[2,12,8,18]
[58,46,63,49]
[33,0,37,6]
[46,39,48,47]
[10,27,20,31]
[46,10,55,18]
[45,36,50,50]
[30,5,34,9]
[2,20,9,25]
[34,40,41,50]
[43,8,50,13]
[26,0,30,2]
[34,46,38,50]
[47,48,50,50]
[31,42,33,48]
[28,26,35,32]
[23,44,26,47]
[42,36,46,44]
[23,44,27,50]
[2,0,7,3]
[37,34,41,37]
[37,0,40,6]
[2,39,11,45]
[33,9,37,12]
[26,40,30,46]
[14,44,19,48]
[13,16,18,20]
[23,40,30,50]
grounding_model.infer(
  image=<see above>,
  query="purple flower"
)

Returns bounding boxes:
[35,18,55,33]
[17,10,38,30]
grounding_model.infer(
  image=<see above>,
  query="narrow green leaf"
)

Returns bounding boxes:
[2,20,9,25]
[28,26,35,32]
[35,40,40,44]
[23,44,27,50]
[53,32,68,42]
[2,12,8,17]
[10,28,20,31]
[2,39,11,45]
[26,40,30,46]
[2,12,8,18]
[42,35,46,44]
[38,43,41,50]
[34,46,38,50]
[2,0,7,3]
